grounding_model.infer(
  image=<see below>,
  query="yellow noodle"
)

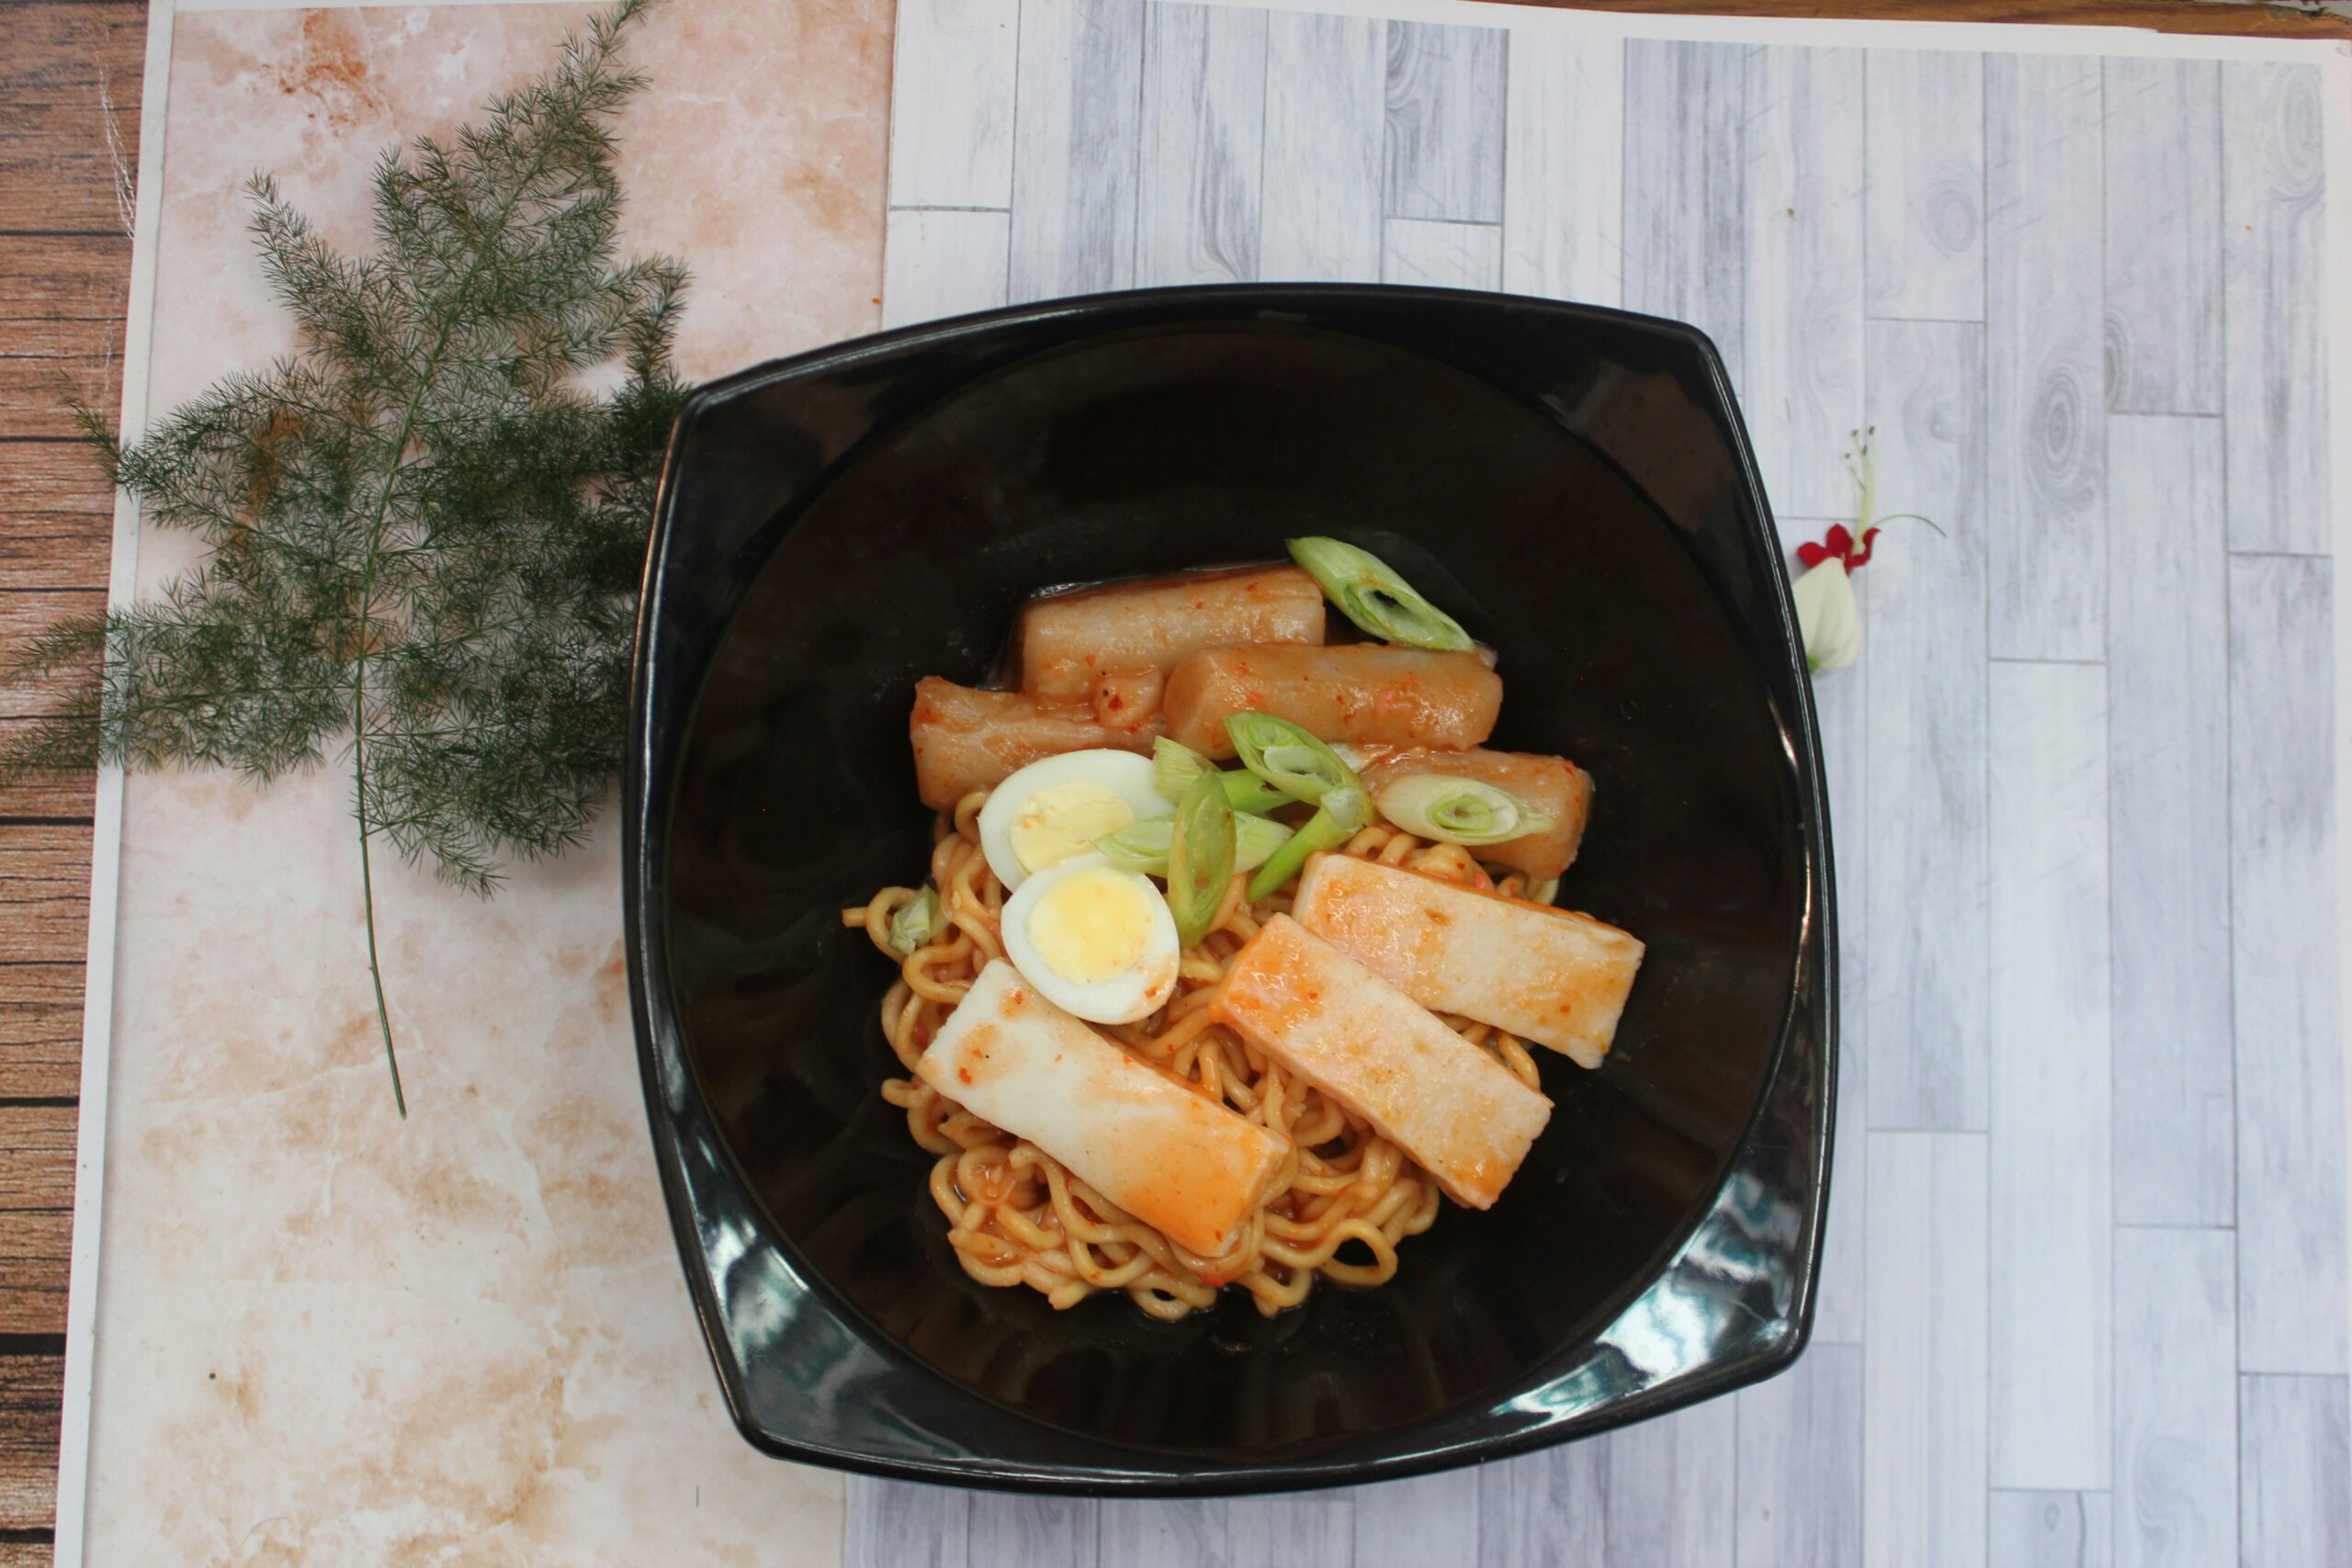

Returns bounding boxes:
[842,788,1538,1318]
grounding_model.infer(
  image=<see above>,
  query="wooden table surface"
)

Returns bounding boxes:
[0,0,2345,1558]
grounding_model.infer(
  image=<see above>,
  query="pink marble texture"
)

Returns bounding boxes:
[85,3,890,1562]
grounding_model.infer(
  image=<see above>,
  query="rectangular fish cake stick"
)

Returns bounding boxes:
[1020,565,1327,701]
[1353,746,1596,880]
[917,960,1292,1258]
[1162,644,1503,758]
[1292,854,1644,1070]
[909,676,1160,809]
[1212,916,1552,1209]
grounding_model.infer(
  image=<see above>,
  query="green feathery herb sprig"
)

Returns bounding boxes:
[0,0,686,1115]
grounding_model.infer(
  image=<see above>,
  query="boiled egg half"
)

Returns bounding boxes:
[1001,852,1180,1024]
[978,750,1172,891]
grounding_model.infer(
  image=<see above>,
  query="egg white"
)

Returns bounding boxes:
[1001,853,1181,1024]
[977,750,1173,890]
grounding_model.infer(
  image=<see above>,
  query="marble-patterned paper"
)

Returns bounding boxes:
[85,3,890,1562]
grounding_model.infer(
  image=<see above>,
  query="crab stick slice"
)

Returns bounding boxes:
[1211,916,1552,1209]
[916,960,1291,1258]
[1020,565,1327,702]
[1292,854,1643,1070]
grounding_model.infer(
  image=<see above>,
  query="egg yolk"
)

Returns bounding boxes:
[1024,864,1153,985]
[1008,781,1136,874]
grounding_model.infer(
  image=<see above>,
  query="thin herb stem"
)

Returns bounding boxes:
[355,756,406,1118]
[1870,512,1949,536]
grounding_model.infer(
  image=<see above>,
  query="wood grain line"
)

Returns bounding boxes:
[1986,53,2107,661]
[0,1357,61,1530]
[1260,10,1385,282]
[2114,1226,2236,1568]
[1008,0,1146,302]
[0,1108,69,1337]
[2103,59,2222,414]
[1989,1491,2113,1568]
[2222,62,2330,557]
[1136,0,1268,286]
[1381,19,1505,224]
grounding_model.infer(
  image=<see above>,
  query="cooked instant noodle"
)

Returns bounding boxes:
[843,794,1546,1321]
[841,540,1645,1321]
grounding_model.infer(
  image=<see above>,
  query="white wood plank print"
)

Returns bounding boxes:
[1864,1133,1990,1568]
[888,0,1020,209]
[1742,46,1866,522]
[1861,317,1990,1132]
[1383,20,1505,224]
[2114,1227,2237,1568]
[1863,50,1984,322]
[2228,554,2345,1374]
[2103,60,2222,415]
[1988,660,2111,1491]
[2107,416,2235,1228]
[1736,1344,1864,1568]
[866,6,2345,1565]
[1136,1,1268,286]
[1985,54,2106,662]
[1501,31,1623,308]
[1261,12,1386,281]
[883,209,1012,328]
[2222,63,2330,556]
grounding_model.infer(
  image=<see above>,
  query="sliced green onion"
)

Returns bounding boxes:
[1233,814,1294,870]
[886,887,943,954]
[1322,784,1373,835]
[1165,773,1236,948]
[1525,876,1561,906]
[1091,812,1294,875]
[1287,536,1473,652]
[1376,774,1557,847]
[1153,735,1289,814]
[1246,807,1352,903]
[1225,712,1365,808]
[1153,736,1214,799]
[1219,772,1291,814]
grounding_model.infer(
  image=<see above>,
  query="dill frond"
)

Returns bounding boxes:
[1,0,686,1115]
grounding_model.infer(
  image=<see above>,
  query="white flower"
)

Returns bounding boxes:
[1792,557,1860,672]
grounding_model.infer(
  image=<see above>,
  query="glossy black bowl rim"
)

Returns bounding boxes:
[623,281,1838,1493]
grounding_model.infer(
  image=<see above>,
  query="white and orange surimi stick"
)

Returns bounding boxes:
[1018,564,1328,702]
[1162,642,1503,759]
[907,676,1161,809]
[915,961,1292,1258]
[1211,916,1552,1209]
[1291,854,1644,1070]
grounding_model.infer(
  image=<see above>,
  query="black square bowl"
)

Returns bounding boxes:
[624,284,1837,1493]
